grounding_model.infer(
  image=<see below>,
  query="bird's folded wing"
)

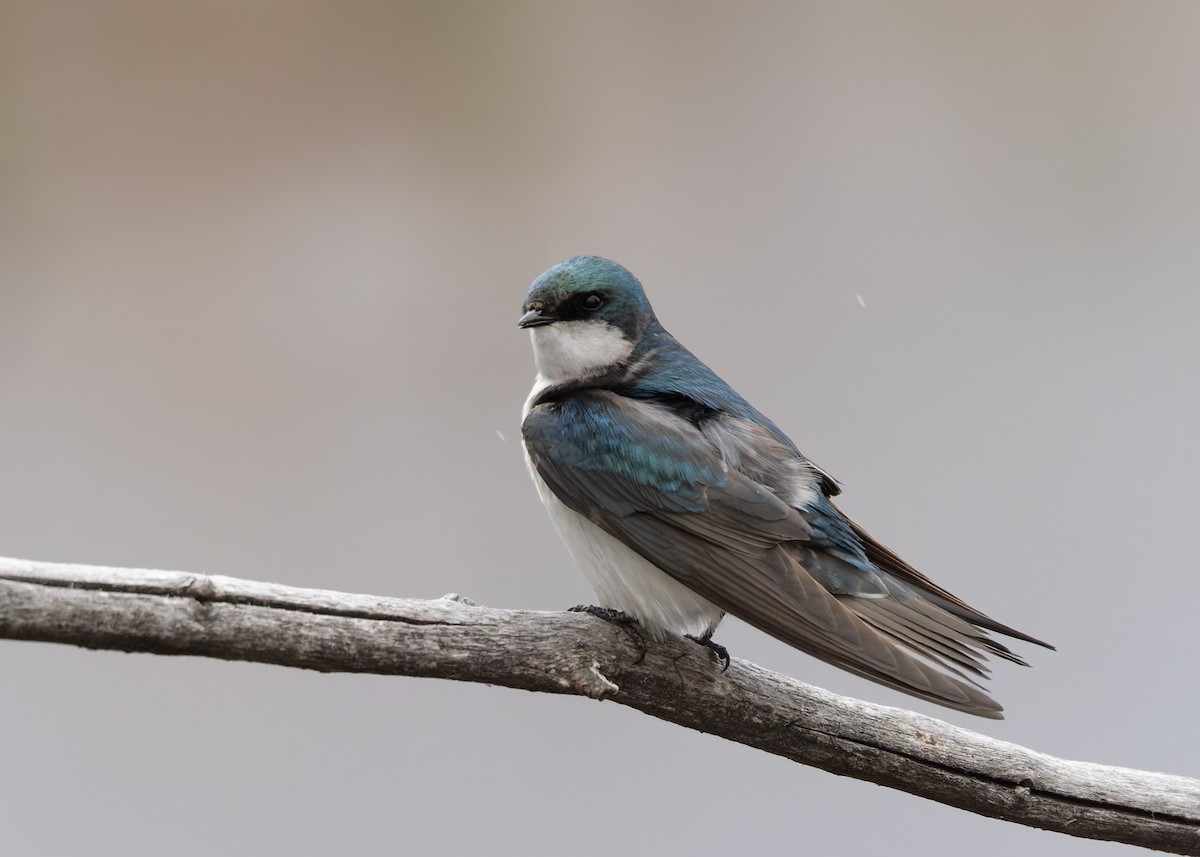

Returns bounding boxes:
[846,517,1054,652]
[523,389,1007,717]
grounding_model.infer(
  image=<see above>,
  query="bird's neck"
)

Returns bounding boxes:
[529,320,634,385]
[526,319,761,426]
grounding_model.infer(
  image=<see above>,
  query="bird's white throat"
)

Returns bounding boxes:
[528,320,633,383]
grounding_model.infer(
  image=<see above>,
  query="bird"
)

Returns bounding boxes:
[519,255,1052,718]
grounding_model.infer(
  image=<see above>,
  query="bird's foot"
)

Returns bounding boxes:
[568,605,647,664]
[685,632,731,672]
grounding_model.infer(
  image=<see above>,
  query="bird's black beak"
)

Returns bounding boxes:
[518,308,555,329]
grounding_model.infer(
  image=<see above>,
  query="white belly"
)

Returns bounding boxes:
[522,377,724,639]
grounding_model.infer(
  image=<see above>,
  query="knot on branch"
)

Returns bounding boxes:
[438,593,478,606]
[573,660,619,700]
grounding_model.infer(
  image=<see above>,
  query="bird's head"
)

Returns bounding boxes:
[518,256,655,383]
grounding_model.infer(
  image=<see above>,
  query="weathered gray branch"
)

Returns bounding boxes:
[1,556,1196,854]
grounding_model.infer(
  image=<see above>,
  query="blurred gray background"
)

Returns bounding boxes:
[3,2,1198,855]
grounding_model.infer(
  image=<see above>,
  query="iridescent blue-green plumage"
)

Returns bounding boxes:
[520,256,1052,718]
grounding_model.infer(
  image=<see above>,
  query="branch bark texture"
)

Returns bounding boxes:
[1,556,1197,854]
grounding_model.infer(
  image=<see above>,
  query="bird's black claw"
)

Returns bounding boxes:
[568,605,647,664]
[569,605,633,623]
[685,633,731,672]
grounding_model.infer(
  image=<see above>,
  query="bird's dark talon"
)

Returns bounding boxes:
[568,605,647,664]
[569,605,633,623]
[686,633,731,672]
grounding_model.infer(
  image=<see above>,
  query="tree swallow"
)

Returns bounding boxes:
[519,256,1051,718]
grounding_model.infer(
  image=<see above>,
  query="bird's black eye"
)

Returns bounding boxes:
[582,293,604,311]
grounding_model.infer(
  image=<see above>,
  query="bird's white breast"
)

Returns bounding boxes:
[522,377,724,639]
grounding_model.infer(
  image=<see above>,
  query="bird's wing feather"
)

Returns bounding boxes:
[523,389,1008,717]
[846,518,1055,651]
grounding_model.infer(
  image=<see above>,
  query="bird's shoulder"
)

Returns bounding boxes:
[522,308,843,502]
[522,382,727,491]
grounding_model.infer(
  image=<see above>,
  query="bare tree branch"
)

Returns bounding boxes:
[1,555,1196,854]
